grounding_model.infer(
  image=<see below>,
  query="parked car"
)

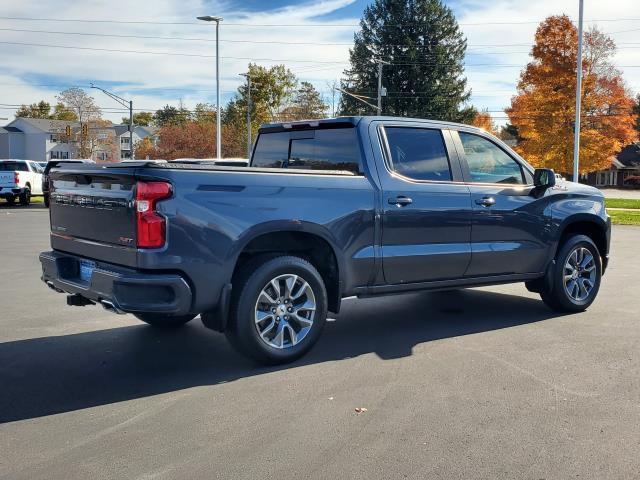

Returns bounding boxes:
[40,116,611,364]
[42,159,94,207]
[0,159,43,205]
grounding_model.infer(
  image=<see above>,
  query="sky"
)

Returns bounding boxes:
[0,0,639,126]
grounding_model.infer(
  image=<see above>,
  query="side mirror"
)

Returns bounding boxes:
[533,168,556,188]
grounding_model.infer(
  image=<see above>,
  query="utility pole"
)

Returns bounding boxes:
[90,84,134,160]
[572,0,584,183]
[377,62,383,115]
[375,59,389,116]
[129,100,133,160]
[240,73,252,158]
[197,15,223,160]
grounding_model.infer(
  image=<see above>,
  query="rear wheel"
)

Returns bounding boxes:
[19,187,31,206]
[226,255,327,364]
[6,195,15,205]
[134,313,196,328]
[540,234,602,312]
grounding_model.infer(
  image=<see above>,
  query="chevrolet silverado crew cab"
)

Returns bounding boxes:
[40,117,611,364]
[0,159,43,205]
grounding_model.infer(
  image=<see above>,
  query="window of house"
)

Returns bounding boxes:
[252,127,362,174]
[383,127,452,181]
[458,132,524,184]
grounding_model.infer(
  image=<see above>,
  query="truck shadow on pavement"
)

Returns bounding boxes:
[0,289,565,423]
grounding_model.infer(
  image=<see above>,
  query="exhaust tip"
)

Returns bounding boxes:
[99,299,126,315]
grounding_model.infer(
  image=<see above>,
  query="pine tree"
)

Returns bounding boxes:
[339,0,474,122]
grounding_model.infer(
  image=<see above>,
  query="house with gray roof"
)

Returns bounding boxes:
[0,117,157,162]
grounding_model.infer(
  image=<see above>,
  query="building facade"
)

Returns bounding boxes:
[0,117,157,162]
[584,143,640,189]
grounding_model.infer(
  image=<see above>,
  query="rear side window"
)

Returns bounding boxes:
[384,127,452,181]
[252,128,362,174]
[0,162,28,172]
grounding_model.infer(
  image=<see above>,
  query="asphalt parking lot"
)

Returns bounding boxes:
[1,204,639,480]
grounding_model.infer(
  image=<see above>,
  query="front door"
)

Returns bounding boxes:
[375,123,472,284]
[452,130,551,277]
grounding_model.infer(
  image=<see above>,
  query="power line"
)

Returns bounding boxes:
[1,15,640,27]
[4,41,640,68]
[3,27,638,51]
[2,28,638,50]
[3,28,639,55]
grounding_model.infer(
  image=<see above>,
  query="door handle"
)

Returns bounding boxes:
[475,196,496,207]
[388,195,413,207]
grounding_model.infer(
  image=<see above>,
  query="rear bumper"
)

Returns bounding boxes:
[40,250,193,315]
[0,187,25,198]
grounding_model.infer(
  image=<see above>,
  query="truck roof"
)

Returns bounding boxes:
[258,115,485,134]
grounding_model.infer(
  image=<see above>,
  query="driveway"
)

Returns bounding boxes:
[1,208,638,479]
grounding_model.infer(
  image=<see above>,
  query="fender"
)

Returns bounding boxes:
[228,219,349,289]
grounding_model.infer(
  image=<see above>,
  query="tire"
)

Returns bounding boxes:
[226,255,328,365]
[540,234,602,312]
[19,188,31,206]
[6,195,15,206]
[133,313,196,328]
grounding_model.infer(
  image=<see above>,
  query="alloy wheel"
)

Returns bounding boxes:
[563,247,597,302]
[254,274,316,349]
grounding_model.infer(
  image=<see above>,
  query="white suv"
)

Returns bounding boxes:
[0,160,44,206]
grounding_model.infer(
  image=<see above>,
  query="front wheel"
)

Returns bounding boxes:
[226,255,328,365]
[133,313,196,328]
[540,234,602,312]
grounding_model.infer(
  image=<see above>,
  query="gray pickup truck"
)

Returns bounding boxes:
[40,116,611,364]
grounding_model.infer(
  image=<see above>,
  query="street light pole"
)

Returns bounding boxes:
[197,15,223,160]
[90,83,134,160]
[572,0,584,183]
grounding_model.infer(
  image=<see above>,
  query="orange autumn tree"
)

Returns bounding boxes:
[507,15,637,175]
[471,109,497,134]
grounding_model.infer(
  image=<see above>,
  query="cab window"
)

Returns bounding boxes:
[458,132,524,184]
[384,127,452,182]
[252,127,362,174]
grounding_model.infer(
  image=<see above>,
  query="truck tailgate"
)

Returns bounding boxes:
[49,167,139,266]
[0,171,15,188]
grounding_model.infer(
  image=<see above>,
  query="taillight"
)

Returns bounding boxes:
[14,172,19,185]
[135,181,172,248]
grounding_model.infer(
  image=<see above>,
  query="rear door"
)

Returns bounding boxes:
[371,121,472,285]
[451,129,550,277]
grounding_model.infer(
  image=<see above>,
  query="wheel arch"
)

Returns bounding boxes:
[555,215,608,267]
[230,222,345,313]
